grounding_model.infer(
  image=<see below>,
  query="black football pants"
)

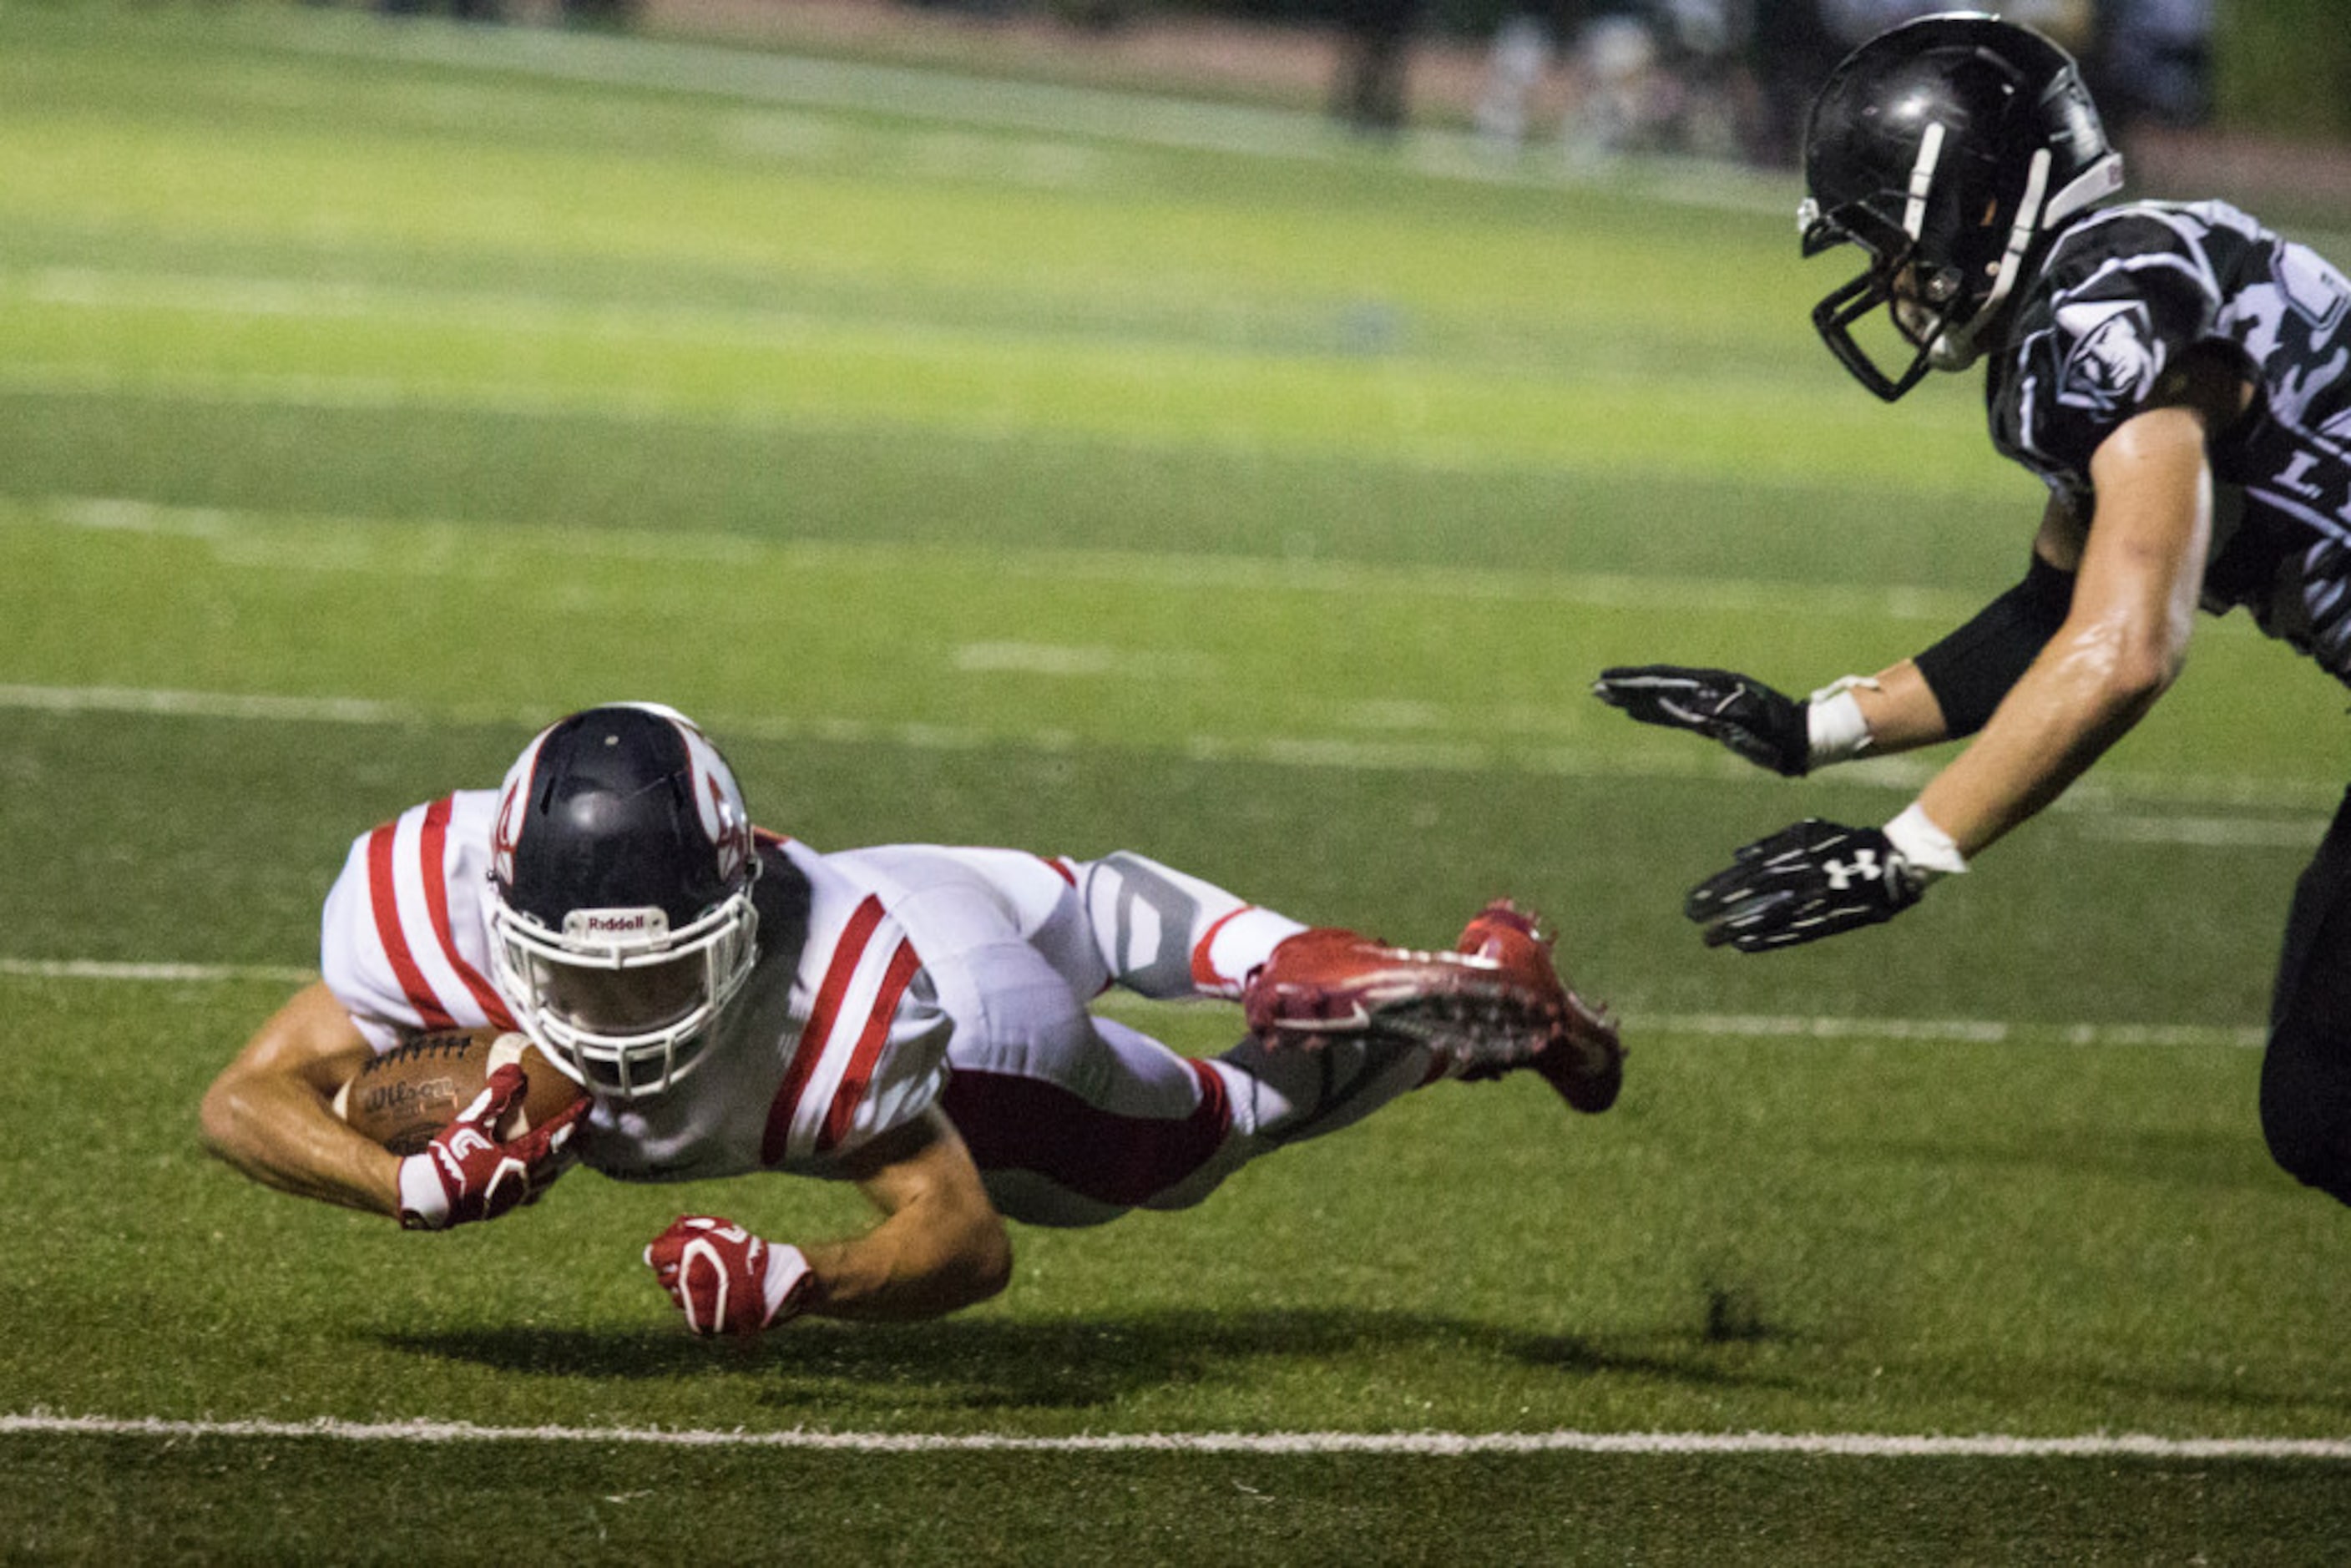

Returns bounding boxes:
[2260,781,2351,1206]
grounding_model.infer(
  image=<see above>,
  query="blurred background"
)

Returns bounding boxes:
[345,0,2343,196]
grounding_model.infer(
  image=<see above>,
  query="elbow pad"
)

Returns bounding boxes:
[1913,554,2075,738]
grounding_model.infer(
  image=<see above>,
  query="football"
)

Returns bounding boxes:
[333,1029,586,1156]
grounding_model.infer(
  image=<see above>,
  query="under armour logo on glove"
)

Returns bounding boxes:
[395,1065,586,1231]
[1819,849,1882,890]
[1685,818,1924,952]
[645,1215,814,1338]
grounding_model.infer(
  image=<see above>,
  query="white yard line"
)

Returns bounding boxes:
[3,1410,2343,1459]
[1643,1013,2265,1050]
[0,959,317,985]
[0,683,416,726]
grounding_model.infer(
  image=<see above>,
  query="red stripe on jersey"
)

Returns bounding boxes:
[1038,854,1076,887]
[417,795,516,1031]
[367,821,457,1032]
[1191,904,1254,994]
[761,894,884,1166]
[816,937,923,1155]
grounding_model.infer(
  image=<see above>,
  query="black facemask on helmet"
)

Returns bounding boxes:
[1798,12,2124,402]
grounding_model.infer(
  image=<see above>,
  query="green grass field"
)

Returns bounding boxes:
[7,5,2351,1560]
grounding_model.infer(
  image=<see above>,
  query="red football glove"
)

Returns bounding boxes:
[395,1064,587,1231]
[644,1216,814,1338]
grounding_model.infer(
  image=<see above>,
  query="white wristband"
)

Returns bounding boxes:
[763,1242,814,1327]
[1884,802,1969,882]
[1804,675,1879,769]
[395,1154,450,1231]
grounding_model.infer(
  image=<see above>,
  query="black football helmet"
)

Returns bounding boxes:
[486,703,760,1099]
[1799,13,2123,400]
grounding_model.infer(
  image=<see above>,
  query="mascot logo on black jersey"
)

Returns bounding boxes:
[2055,299,2162,417]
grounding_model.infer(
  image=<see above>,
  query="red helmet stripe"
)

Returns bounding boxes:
[417,794,517,1031]
[366,819,457,1032]
[761,894,885,1166]
[817,936,923,1155]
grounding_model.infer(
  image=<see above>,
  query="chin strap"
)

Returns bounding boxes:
[1933,146,2051,368]
[1933,146,2125,372]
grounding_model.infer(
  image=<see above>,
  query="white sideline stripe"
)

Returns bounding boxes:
[0,683,414,726]
[4,1412,2345,1459]
[1644,1014,2266,1051]
[2078,812,2328,849]
[1092,994,2265,1052]
[0,959,316,984]
[0,959,2262,1050]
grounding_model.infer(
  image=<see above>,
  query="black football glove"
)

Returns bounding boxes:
[1685,818,1924,952]
[1592,665,1809,777]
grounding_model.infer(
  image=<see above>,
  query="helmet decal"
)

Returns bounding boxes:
[490,724,549,888]
[664,712,752,886]
[491,779,524,888]
[708,774,750,885]
[1901,120,1945,243]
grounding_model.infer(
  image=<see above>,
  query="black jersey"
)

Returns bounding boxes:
[1988,199,2351,681]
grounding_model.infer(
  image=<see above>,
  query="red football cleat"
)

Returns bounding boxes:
[1454,901,1624,1114]
[1242,902,1620,1111]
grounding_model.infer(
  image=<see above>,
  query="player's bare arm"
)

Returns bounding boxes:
[1833,658,1942,755]
[205,979,585,1228]
[1592,511,2072,772]
[645,1109,1011,1336]
[200,980,400,1215]
[802,1109,1014,1322]
[1914,400,2217,856]
[1596,354,2237,818]
[1673,355,2248,950]
[1843,488,2126,755]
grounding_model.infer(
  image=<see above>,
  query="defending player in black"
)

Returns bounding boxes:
[1591,12,2351,1208]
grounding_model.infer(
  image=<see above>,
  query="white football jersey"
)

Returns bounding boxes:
[318,792,958,1181]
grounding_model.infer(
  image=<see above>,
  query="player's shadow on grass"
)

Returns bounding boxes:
[378,1307,1801,1412]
